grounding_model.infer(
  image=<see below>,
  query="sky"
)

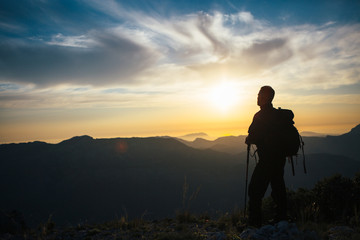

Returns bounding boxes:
[0,0,359,143]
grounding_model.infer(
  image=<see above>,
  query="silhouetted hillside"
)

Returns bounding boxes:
[0,136,243,226]
[1,131,359,227]
[284,153,360,189]
[179,135,247,154]
[178,132,209,141]
[303,124,360,160]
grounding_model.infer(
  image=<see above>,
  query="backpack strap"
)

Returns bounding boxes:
[250,145,258,165]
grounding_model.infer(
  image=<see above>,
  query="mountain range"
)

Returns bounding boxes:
[178,132,210,141]
[179,124,360,160]
[0,124,359,226]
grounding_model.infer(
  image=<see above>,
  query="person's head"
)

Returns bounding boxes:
[257,86,275,107]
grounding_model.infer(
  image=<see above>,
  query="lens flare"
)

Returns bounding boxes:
[115,140,128,154]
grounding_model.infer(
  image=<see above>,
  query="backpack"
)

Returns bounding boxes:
[275,107,306,175]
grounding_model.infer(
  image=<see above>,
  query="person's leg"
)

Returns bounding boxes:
[248,163,270,227]
[270,159,287,221]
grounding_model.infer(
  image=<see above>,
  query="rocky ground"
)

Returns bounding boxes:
[1,215,360,240]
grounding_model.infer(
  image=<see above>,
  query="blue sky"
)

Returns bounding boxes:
[0,0,359,142]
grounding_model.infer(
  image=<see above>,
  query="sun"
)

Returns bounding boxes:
[209,82,239,111]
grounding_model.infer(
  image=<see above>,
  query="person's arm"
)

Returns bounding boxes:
[246,113,262,145]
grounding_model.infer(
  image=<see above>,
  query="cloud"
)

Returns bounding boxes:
[0,31,160,86]
[47,33,96,48]
[0,1,359,98]
[0,83,192,109]
[243,38,287,55]
[240,38,293,70]
[278,94,360,105]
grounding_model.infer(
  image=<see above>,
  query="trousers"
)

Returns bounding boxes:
[248,156,287,227]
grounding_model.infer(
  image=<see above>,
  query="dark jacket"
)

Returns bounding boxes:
[247,103,283,162]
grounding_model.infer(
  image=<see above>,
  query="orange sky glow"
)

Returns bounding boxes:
[0,1,359,143]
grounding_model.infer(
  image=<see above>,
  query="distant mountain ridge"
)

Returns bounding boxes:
[300,131,327,137]
[0,124,359,227]
[345,124,360,136]
[60,135,94,144]
[180,124,360,161]
[178,135,248,155]
[178,132,209,141]
[303,124,360,160]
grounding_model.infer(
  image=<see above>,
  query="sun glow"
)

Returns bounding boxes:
[209,82,239,112]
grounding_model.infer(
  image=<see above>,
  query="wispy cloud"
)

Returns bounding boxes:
[0,31,160,86]
[0,0,359,109]
[46,34,96,48]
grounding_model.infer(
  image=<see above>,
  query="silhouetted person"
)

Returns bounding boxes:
[245,86,287,227]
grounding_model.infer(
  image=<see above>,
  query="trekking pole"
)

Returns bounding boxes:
[290,156,295,176]
[244,144,251,218]
[301,137,307,174]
